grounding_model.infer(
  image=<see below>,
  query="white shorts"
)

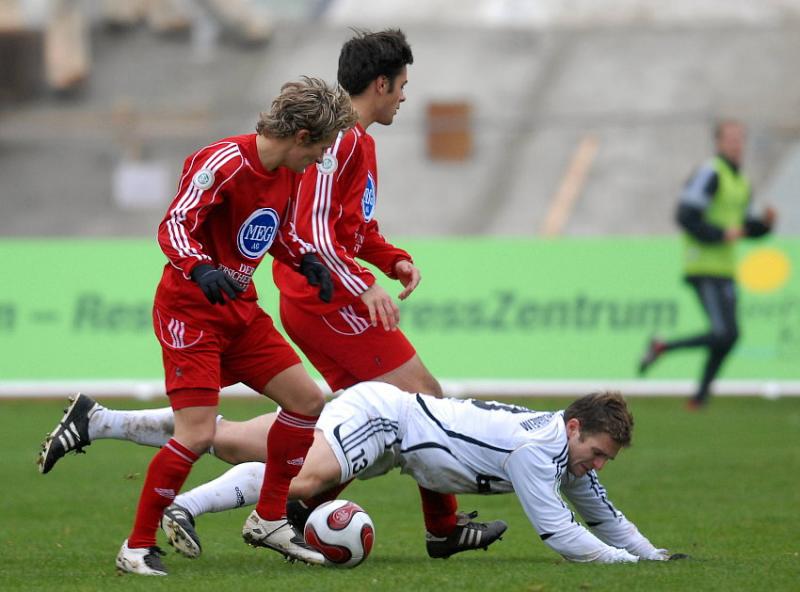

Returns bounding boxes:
[317,381,412,484]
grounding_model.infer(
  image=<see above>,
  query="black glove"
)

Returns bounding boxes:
[190,264,245,305]
[668,553,690,561]
[299,253,333,303]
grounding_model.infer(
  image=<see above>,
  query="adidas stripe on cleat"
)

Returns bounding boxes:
[426,511,508,559]
[37,393,99,474]
[161,504,202,559]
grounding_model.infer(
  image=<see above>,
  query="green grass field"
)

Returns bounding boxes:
[2,395,799,592]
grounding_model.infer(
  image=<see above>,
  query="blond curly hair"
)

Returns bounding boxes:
[256,76,357,143]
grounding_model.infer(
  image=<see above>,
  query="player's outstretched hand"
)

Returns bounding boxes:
[394,259,420,301]
[724,226,744,242]
[360,283,400,331]
[300,254,334,303]
[640,548,671,561]
[191,264,245,305]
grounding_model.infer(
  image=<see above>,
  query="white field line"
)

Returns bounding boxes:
[0,379,798,399]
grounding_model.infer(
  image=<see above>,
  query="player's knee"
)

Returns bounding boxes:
[283,389,325,417]
[403,367,443,397]
[294,391,325,416]
[179,430,215,455]
[710,328,738,353]
[729,328,740,348]
[410,373,442,397]
[173,407,218,454]
[425,376,444,398]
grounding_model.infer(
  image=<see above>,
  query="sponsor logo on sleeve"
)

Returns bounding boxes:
[362,171,376,221]
[237,208,279,259]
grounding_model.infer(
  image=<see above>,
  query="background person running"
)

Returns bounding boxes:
[638,119,776,409]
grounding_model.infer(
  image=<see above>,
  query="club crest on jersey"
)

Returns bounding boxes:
[237,208,279,259]
[316,153,338,175]
[362,171,376,221]
[192,169,215,190]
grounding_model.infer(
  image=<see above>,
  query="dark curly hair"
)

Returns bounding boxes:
[338,29,413,96]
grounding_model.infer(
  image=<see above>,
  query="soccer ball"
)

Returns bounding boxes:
[303,499,375,568]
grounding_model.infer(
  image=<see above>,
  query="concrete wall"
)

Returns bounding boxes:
[1,17,799,237]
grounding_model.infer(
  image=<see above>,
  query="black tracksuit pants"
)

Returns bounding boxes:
[664,276,739,402]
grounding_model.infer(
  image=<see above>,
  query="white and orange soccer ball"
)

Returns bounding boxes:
[303,500,375,568]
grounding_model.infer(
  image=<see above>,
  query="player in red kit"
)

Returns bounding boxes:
[115,77,357,576]
[274,30,505,558]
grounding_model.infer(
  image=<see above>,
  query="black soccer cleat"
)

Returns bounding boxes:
[286,499,313,531]
[426,511,508,559]
[638,338,667,375]
[37,393,99,474]
[161,504,202,559]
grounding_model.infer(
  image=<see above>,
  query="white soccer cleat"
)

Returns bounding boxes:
[115,539,168,576]
[242,510,324,565]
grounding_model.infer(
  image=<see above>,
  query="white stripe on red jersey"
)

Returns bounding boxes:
[155,134,307,325]
[272,124,412,315]
[312,132,369,297]
[166,143,241,266]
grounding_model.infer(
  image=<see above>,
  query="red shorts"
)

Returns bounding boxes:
[153,304,301,401]
[279,296,416,392]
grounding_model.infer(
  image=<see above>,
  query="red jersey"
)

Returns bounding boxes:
[156,134,309,330]
[273,123,411,314]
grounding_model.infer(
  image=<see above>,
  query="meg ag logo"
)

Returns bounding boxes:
[238,208,279,259]
[362,172,376,221]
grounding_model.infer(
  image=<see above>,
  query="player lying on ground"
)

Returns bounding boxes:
[40,382,679,563]
[40,389,505,561]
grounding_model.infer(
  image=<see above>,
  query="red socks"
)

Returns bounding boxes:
[418,487,458,537]
[128,439,198,548]
[255,410,318,520]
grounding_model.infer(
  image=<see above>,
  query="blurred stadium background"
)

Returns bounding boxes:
[4,7,798,589]
[1,0,798,398]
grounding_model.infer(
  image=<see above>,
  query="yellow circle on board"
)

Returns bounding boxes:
[737,248,791,293]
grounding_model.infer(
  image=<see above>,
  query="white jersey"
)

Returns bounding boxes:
[318,381,661,563]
